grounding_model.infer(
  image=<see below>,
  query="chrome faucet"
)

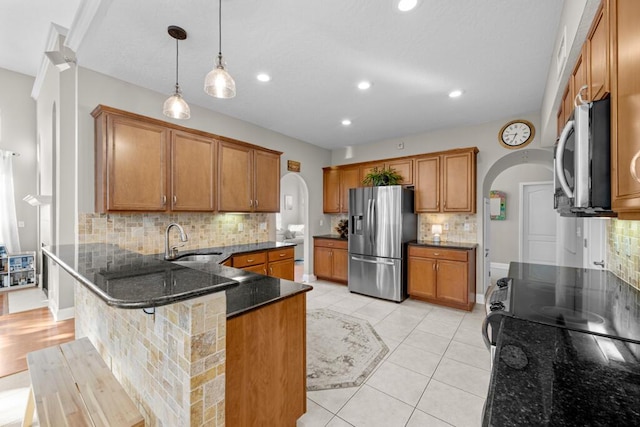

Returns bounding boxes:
[164,223,189,260]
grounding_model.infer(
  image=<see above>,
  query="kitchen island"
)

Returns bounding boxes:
[43,242,312,427]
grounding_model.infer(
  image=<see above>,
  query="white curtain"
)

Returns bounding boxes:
[0,150,21,253]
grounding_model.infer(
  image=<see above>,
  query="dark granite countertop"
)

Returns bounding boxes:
[409,240,477,250]
[313,234,347,240]
[42,242,311,317]
[484,316,640,426]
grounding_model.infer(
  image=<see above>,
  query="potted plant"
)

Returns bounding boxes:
[361,166,404,186]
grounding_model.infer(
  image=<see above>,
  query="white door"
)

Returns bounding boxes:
[483,197,491,293]
[583,218,607,269]
[520,182,556,264]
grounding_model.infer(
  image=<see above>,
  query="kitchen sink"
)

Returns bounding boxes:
[172,253,222,262]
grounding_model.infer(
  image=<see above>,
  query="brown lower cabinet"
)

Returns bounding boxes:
[226,292,306,426]
[407,245,476,311]
[228,247,295,280]
[313,237,348,284]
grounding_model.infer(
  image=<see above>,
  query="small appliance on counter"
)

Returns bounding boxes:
[347,186,416,302]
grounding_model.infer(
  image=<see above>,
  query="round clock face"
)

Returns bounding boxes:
[499,120,535,149]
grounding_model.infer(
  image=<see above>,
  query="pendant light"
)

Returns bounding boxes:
[163,26,191,120]
[204,0,236,98]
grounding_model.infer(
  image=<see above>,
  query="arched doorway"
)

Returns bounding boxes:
[276,173,310,282]
[480,149,554,295]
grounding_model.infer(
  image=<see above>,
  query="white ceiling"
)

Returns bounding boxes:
[2,0,564,150]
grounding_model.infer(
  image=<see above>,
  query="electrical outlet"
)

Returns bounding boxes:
[464,223,470,232]
[443,223,449,231]
[614,237,620,254]
[237,223,244,232]
[320,219,324,226]
[259,222,267,230]
[624,236,631,257]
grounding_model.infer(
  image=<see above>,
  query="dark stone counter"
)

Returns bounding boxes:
[313,234,347,241]
[42,242,311,317]
[484,316,640,426]
[409,240,477,250]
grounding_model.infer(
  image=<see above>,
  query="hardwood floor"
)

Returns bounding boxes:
[0,307,75,378]
[0,292,8,316]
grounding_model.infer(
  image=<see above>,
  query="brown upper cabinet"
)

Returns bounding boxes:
[323,166,359,213]
[588,0,610,101]
[218,141,280,212]
[557,0,611,137]
[360,158,414,186]
[415,148,478,213]
[610,0,640,218]
[92,105,281,213]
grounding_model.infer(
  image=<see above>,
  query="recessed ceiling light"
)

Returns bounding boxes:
[448,89,463,98]
[397,0,418,12]
[357,81,371,90]
[342,119,352,126]
[256,73,271,82]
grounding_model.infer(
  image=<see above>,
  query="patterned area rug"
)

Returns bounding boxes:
[307,309,388,391]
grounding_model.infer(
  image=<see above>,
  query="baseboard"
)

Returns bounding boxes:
[303,273,317,283]
[51,305,75,321]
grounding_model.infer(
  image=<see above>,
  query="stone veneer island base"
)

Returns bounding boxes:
[75,280,308,426]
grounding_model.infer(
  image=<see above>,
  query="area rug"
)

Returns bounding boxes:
[8,287,48,314]
[307,309,388,391]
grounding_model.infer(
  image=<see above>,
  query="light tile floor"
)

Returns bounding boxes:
[298,280,490,427]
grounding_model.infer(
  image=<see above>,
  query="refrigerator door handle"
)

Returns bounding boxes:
[366,198,373,246]
[350,256,395,266]
[370,199,376,246]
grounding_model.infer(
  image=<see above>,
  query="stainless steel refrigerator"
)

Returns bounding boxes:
[348,186,416,302]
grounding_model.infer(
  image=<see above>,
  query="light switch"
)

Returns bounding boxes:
[464,223,470,231]
[259,222,267,230]
[237,223,244,232]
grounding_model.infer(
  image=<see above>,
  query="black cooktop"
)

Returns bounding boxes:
[505,263,640,344]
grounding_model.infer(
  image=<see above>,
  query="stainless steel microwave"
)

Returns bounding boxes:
[554,97,616,217]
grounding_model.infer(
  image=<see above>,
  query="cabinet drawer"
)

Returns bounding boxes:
[408,246,468,262]
[233,251,267,268]
[268,247,295,262]
[314,238,348,250]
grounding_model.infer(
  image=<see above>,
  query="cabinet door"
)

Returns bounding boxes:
[244,263,267,275]
[254,149,280,212]
[171,131,216,211]
[572,49,588,103]
[323,169,341,213]
[442,151,475,213]
[314,246,333,278]
[415,156,440,212]
[218,141,252,212]
[387,159,414,186]
[269,259,294,280]
[359,162,385,186]
[106,115,169,211]
[588,1,610,101]
[408,256,437,299]
[612,0,640,215]
[332,249,349,282]
[436,260,468,305]
[340,167,360,213]
[562,85,573,124]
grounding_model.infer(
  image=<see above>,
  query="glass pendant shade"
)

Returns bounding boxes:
[204,55,236,98]
[163,85,191,119]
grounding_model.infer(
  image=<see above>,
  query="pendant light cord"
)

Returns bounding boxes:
[218,0,222,57]
[175,37,179,87]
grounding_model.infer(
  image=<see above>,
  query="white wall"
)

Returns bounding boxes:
[0,68,38,253]
[489,164,553,264]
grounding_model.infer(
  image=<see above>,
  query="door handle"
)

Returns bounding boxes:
[631,150,640,184]
[593,260,605,268]
[350,256,394,266]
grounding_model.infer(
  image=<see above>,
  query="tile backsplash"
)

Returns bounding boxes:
[79,212,269,255]
[607,219,640,289]
[329,213,477,243]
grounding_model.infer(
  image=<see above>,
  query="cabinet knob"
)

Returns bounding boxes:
[255,199,259,208]
[433,252,440,256]
[247,259,254,263]
[432,264,436,271]
[173,195,177,204]
[162,195,167,205]
[280,253,285,257]
[249,200,253,207]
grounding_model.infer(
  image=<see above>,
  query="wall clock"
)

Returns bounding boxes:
[498,119,535,149]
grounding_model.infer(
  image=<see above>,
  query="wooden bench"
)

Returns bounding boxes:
[23,337,144,427]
